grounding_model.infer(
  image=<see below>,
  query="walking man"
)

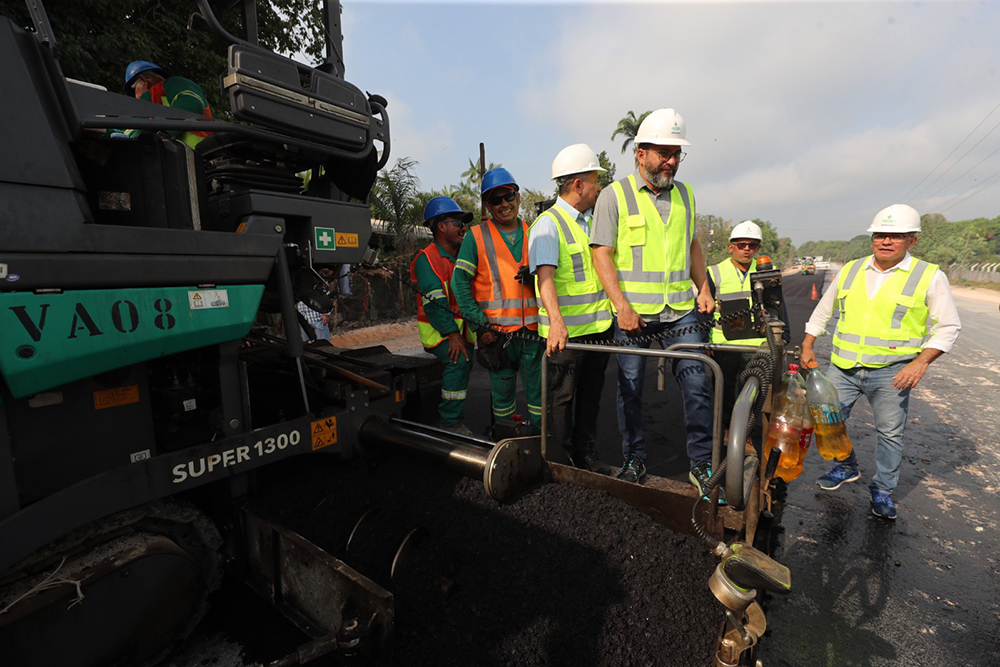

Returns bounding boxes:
[591,108,715,485]
[410,197,477,436]
[801,204,961,520]
[452,167,544,431]
[529,144,614,473]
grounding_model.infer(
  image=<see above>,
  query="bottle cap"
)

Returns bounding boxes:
[807,360,818,368]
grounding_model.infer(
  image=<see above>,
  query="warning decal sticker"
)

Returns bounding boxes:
[311,416,338,451]
[94,385,140,410]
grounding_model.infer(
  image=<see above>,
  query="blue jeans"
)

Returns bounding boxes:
[827,362,911,495]
[613,310,713,466]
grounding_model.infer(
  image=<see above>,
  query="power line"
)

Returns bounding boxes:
[900,99,1000,202]
[933,166,1000,215]
[914,143,1000,209]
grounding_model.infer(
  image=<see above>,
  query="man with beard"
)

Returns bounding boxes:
[452,168,544,432]
[411,196,478,436]
[591,108,715,486]
[528,144,614,474]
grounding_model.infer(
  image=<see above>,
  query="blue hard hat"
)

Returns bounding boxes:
[481,167,518,196]
[124,60,168,91]
[423,196,472,227]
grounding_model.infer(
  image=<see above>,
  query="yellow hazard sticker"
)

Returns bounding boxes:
[310,416,338,450]
[395,389,405,403]
[336,233,359,248]
[94,385,140,410]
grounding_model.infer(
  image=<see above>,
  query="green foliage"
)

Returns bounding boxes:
[0,0,324,116]
[611,109,652,154]
[519,188,550,222]
[695,216,796,269]
[597,150,617,188]
[370,157,422,239]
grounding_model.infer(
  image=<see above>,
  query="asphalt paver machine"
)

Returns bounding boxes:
[0,2,791,665]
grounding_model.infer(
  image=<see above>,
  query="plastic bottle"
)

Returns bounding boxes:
[764,364,807,481]
[804,361,853,461]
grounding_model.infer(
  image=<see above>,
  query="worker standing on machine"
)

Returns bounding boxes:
[122,60,213,148]
[452,167,543,433]
[706,221,791,496]
[528,144,614,474]
[801,204,961,520]
[590,108,715,486]
[411,197,478,437]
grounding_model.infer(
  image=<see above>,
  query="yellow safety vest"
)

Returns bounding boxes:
[831,256,937,369]
[611,174,696,314]
[708,259,767,346]
[529,206,612,339]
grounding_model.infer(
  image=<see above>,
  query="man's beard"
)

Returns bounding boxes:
[641,165,673,190]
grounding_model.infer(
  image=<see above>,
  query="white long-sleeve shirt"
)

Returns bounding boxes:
[804,253,961,354]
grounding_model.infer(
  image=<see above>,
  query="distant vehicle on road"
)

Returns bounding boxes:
[802,262,816,275]
[815,260,830,269]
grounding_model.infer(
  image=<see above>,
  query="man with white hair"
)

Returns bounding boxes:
[800,204,961,520]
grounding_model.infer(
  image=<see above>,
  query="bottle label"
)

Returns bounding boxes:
[800,427,814,450]
[808,404,843,425]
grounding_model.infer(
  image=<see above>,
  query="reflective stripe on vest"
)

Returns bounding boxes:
[708,259,767,346]
[470,220,539,332]
[410,243,476,349]
[150,81,213,148]
[611,174,696,313]
[530,206,613,339]
[831,256,937,369]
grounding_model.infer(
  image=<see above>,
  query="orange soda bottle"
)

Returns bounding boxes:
[804,361,853,461]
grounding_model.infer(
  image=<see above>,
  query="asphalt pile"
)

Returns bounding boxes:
[251,450,720,666]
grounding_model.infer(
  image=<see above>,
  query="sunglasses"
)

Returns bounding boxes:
[732,242,760,250]
[442,218,466,229]
[487,190,518,207]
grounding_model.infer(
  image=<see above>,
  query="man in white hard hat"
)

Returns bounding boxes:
[528,144,614,474]
[591,108,715,485]
[706,221,791,496]
[800,204,961,520]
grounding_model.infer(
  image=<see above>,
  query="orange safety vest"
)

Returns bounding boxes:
[468,219,539,332]
[410,243,475,348]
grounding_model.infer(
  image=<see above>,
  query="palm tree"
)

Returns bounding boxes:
[611,110,652,154]
[460,158,500,192]
[370,157,421,239]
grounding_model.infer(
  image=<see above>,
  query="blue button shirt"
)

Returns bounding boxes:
[528,197,593,273]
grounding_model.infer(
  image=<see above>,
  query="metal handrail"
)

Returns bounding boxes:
[540,342,725,519]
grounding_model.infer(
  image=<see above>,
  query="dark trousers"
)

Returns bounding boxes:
[716,350,762,450]
[547,329,612,456]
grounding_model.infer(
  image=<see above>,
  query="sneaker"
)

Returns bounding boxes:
[871,491,897,520]
[616,454,647,484]
[443,422,474,437]
[689,462,727,505]
[816,464,861,491]
[574,446,615,476]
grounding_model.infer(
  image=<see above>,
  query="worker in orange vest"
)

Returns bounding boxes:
[452,167,543,431]
[410,197,478,436]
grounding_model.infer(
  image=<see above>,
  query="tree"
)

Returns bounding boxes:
[597,150,617,188]
[694,214,733,266]
[0,0,325,116]
[519,188,550,222]
[611,109,652,154]
[460,158,500,194]
[370,157,421,240]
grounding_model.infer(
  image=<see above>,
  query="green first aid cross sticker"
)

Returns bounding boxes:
[315,227,336,250]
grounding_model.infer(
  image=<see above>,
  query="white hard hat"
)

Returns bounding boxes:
[551,143,607,180]
[634,108,690,147]
[729,220,762,241]
[867,204,921,233]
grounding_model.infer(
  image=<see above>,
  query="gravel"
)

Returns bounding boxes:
[251,448,722,667]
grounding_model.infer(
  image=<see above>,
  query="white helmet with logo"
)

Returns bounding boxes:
[867,204,921,233]
[634,108,690,147]
[729,220,763,241]
[551,143,607,180]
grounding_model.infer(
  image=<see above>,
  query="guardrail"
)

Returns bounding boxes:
[949,262,1000,284]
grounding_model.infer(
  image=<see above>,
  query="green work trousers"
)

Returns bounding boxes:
[488,335,544,427]
[427,343,473,427]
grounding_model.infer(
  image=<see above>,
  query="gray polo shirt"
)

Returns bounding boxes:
[590,168,692,322]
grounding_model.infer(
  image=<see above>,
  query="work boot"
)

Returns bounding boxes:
[573,446,614,476]
[442,422,474,437]
[689,462,727,505]
[616,454,647,484]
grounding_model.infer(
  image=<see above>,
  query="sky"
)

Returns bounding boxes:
[331,0,1000,245]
